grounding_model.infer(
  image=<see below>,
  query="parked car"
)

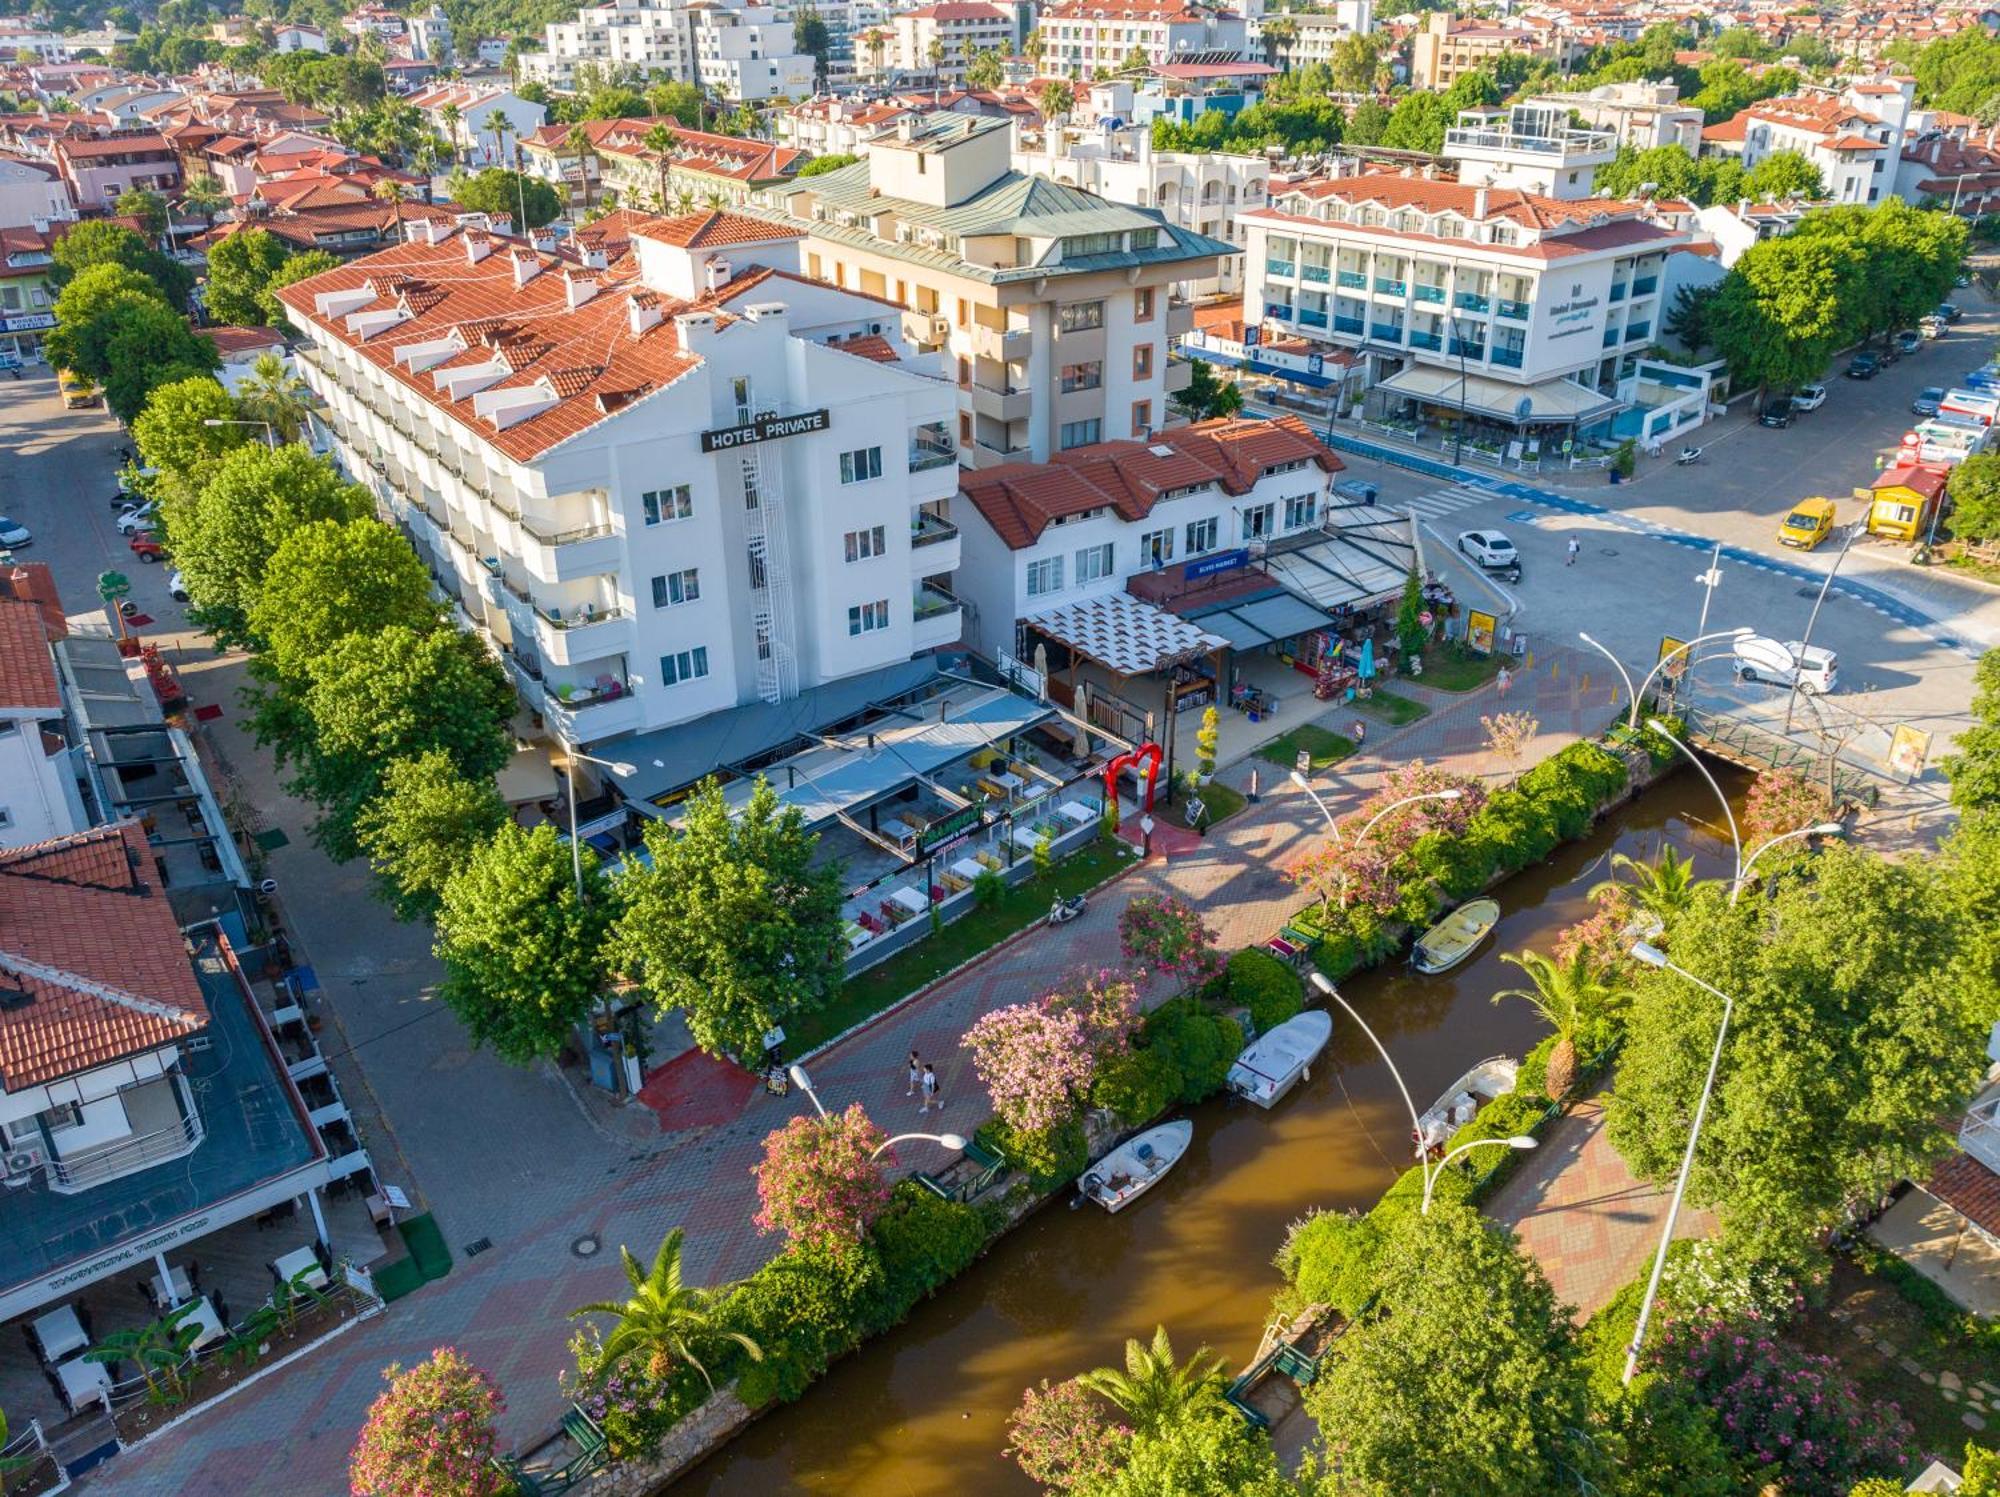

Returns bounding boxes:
[1847,353,1880,379]
[1456,530,1519,570]
[1332,477,1379,506]
[1759,398,1796,428]
[1939,302,1965,323]
[129,532,165,562]
[1896,329,1924,354]
[1779,497,1836,550]
[1878,342,1901,366]
[166,568,188,602]
[1914,386,1946,416]
[1921,316,1948,340]
[115,503,158,534]
[1734,635,1839,694]
[1792,384,1827,412]
[0,517,30,548]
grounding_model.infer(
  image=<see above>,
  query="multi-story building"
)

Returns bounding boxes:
[1240,126,1690,424]
[766,114,1229,468]
[591,119,804,209]
[273,23,331,53]
[893,2,1015,82]
[518,0,818,103]
[1528,80,1703,154]
[1037,0,1250,81]
[780,98,923,156]
[518,0,689,92]
[1410,14,1562,93]
[0,227,59,363]
[408,83,547,169]
[1011,122,1268,298]
[280,210,964,760]
[51,131,182,212]
[405,3,454,63]
[1444,103,1620,202]
[0,155,71,233]
[1262,7,1372,71]
[0,593,84,846]
[692,3,817,103]
[1700,78,1912,207]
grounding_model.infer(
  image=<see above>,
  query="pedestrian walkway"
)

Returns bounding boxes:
[1485,1098,1716,1320]
[98,647,1612,1495]
[1402,481,1507,524]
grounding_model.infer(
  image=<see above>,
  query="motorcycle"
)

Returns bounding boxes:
[1046,893,1086,926]
[1675,446,1705,466]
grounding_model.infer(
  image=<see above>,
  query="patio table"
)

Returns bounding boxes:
[146,1264,194,1310]
[272,1246,329,1293]
[950,857,985,882]
[31,1304,86,1363]
[182,1296,226,1352]
[989,771,1025,793]
[1011,826,1046,852]
[890,887,929,917]
[1059,800,1095,826]
[55,1356,110,1414]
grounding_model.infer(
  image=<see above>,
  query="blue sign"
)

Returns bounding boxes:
[1244,324,1260,347]
[1187,548,1250,580]
[1308,353,1324,376]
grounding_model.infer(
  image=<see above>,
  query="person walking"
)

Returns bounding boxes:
[906,1050,922,1097]
[920,1063,942,1114]
[1566,536,1581,567]
[1496,664,1513,697]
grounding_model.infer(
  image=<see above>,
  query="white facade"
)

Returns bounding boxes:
[1528,81,1702,154]
[410,85,548,167]
[1038,0,1249,80]
[1264,8,1371,70]
[406,4,454,62]
[519,0,819,103]
[273,24,331,53]
[892,2,1014,82]
[693,5,818,103]
[1707,79,1912,208]
[0,629,84,851]
[0,159,73,234]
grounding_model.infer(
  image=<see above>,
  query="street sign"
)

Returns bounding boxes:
[1295,749,1311,776]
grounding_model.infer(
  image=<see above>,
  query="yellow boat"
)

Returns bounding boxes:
[1411,898,1500,974]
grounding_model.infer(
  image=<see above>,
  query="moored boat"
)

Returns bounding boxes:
[1413,1054,1519,1155]
[1226,1012,1334,1109]
[1078,1120,1194,1213]
[1411,897,1500,974]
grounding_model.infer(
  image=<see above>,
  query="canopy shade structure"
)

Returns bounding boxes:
[1184,588,1336,650]
[1260,513,1419,613]
[1375,364,1622,427]
[1027,592,1229,679]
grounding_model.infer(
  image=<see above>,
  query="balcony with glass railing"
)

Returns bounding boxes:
[1448,338,1486,359]
[1609,282,1628,302]
[1373,277,1406,297]
[1454,291,1490,313]
[1370,322,1403,343]
[1491,347,1524,369]
[1265,258,1296,278]
[1298,308,1329,328]
[1414,284,1446,304]
[1625,321,1651,342]
[1632,277,1659,297]
[1300,262,1330,283]
[1336,269,1367,290]
[1409,330,1443,351]
[1333,315,1364,335]
[1496,299,1530,321]
[1603,325,1622,347]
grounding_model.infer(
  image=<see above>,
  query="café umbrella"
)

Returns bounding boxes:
[1358,636,1376,682]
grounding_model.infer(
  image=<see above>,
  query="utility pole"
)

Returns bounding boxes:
[1783,524,1855,735]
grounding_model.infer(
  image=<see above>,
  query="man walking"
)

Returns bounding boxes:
[906,1050,922,1097]
[1496,664,1512,697]
[920,1063,942,1114]
[1566,536,1581,567]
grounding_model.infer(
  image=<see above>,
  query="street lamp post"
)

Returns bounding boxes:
[563,751,636,904]
[1783,523,1857,735]
[1290,779,1464,910]
[1309,972,1536,1213]
[1644,716,1742,878]
[1729,821,1843,903]
[869,1131,967,1160]
[1577,627,1754,732]
[202,416,278,449]
[787,1062,828,1118]
[1620,940,1736,1384]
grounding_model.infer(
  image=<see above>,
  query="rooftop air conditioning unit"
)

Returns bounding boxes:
[4,1143,45,1186]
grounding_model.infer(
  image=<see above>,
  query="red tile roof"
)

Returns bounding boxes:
[1875,463,1949,500]
[833,333,898,363]
[631,209,804,250]
[0,564,65,642]
[204,324,286,356]
[0,597,57,711]
[1929,1150,2000,1237]
[0,822,208,1090]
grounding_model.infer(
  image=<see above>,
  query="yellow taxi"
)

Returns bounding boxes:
[57,370,99,409]
[1779,496,1837,550]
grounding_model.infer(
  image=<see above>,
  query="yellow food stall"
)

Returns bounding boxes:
[1867,463,1949,542]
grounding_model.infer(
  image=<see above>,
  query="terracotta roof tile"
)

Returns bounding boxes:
[834,333,898,363]
[1930,1151,2000,1237]
[631,209,804,250]
[0,598,57,711]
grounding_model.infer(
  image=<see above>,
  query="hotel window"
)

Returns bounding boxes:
[1074,542,1114,583]
[839,446,883,483]
[1185,516,1218,555]
[1057,299,1104,333]
[1133,344,1152,379]
[755,621,773,661]
[1026,555,1064,596]
[1241,502,1275,540]
[651,568,700,607]
[844,524,887,561]
[1140,527,1173,566]
[1283,493,1316,529]
[1060,360,1102,392]
[847,598,890,635]
[1131,400,1151,438]
[1134,287,1155,322]
[1060,418,1102,450]
[641,485,692,525]
[660,646,711,686]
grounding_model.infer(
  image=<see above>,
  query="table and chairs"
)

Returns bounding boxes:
[271,1245,330,1294]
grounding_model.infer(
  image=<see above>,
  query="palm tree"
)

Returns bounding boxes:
[863,28,889,78]
[568,1227,760,1387]
[1590,845,1700,924]
[372,177,405,241]
[1075,1325,1224,1434]
[643,122,679,211]
[179,173,228,226]
[1492,947,1633,1102]
[237,352,310,442]
[565,121,596,213]
[483,110,513,173]
[928,36,945,101]
[1023,27,1044,70]
[83,1301,204,1405]
[439,100,461,158]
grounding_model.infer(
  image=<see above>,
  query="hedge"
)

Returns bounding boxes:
[1140,996,1243,1104]
[1227,947,1304,1032]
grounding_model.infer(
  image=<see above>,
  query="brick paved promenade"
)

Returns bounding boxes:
[102,647,1619,1494]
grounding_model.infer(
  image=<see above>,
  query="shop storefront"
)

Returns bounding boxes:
[0,310,53,364]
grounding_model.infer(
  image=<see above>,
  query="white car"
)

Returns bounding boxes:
[1792,384,1827,412]
[116,503,158,534]
[1734,635,1838,694]
[0,517,30,548]
[1456,530,1518,568]
[167,569,189,603]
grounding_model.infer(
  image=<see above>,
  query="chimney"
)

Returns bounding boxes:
[1473,185,1488,218]
[1738,197,1750,218]
[627,290,662,337]
[464,230,491,264]
[529,226,558,253]
[563,267,599,308]
[578,243,608,270]
[704,255,732,292]
[511,248,542,289]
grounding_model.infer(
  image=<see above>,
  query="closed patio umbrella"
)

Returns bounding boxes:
[1072,682,1091,759]
[1358,636,1375,682]
[1033,641,1049,699]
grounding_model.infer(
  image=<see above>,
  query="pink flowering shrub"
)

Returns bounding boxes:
[559,1330,707,1462]
[1743,767,1829,854]
[1117,894,1221,984]
[1660,1318,1911,1495]
[963,1001,1096,1134]
[1005,1376,1130,1492]
[1286,835,1401,917]
[349,1347,507,1497]
[1045,968,1141,1056]
[753,1103,892,1255]
[1553,883,1636,969]
[1360,761,1487,852]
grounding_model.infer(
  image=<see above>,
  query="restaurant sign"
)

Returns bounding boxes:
[699,408,829,452]
[1187,548,1250,580]
[920,803,986,855]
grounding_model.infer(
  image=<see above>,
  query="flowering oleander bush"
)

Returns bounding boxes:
[1658,1239,1802,1327]
[963,1000,1096,1134]
[1743,767,1830,863]
[1006,1376,1130,1492]
[752,1103,892,1255]
[1661,1318,1911,1495]
[349,1347,507,1497]
[1117,894,1221,984]
[1044,967,1142,1056]
[1363,760,1487,848]
[1553,882,1638,969]
[560,1330,708,1462]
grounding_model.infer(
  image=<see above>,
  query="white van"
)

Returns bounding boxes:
[1734,636,1838,694]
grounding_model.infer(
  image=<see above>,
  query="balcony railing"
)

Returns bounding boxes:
[909,438,957,473]
[1442,124,1617,157]
[1300,263,1330,283]
[1298,309,1328,328]
[912,513,959,548]
[1266,304,1294,321]
[914,582,961,620]
[1632,277,1659,297]
[1265,259,1295,278]
[1448,340,1486,359]
[1336,270,1367,289]
[520,515,614,547]
[1609,283,1628,303]
[1495,299,1530,321]
[1333,315,1364,335]
[1625,322,1651,342]
[1414,285,1446,304]
[1373,278,1406,296]
[1370,323,1403,343]
[1491,347,1525,369]
[49,1110,204,1190]
[1603,326,1622,347]
[541,603,627,630]
[1454,292,1490,313]
[1409,331,1443,351]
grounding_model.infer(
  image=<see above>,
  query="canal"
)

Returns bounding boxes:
[679,768,1743,1495]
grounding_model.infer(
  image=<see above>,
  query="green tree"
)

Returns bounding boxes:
[1039,79,1076,121]
[613,776,847,1059]
[286,624,517,861]
[1382,90,1454,153]
[1954,454,2000,544]
[203,228,294,326]
[1345,98,1391,146]
[1945,649,2000,808]
[569,1227,760,1387]
[46,263,164,379]
[581,85,647,119]
[1708,231,1859,401]
[1075,1326,1225,1435]
[100,301,220,423]
[1743,148,1824,201]
[1591,845,1701,923]
[793,5,831,87]
[261,248,343,327]
[1492,946,1631,1100]
[1171,358,1242,421]
[1329,32,1386,91]
[448,167,561,228]
[355,750,508,922]
[180,172,230,225]
[644,79,708,127]
[131,375,249,500]
[49,219,192,309]
[1305,1202,1599,1496]
[1607,853,1991,1261]
[1594,143,1705,203]
[642,121,679,209]
[435,822,612,1062]
[169,444,372,646]
[236,353,311,445]
[246,518,441,678]
[1394,566,1428,660]
[1662,282,1719,355]
[1081,1408,1296,1497]
[796,152,858,177]
[966,48,1004,91]
[113,187,168,240]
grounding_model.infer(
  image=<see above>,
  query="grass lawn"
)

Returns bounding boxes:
[1417,645,1504,692]
[1257,724,1358,772]
[1157,780,1246,831]
[1355,689,1430,727]
[785,839,1136,1053]
[1947,555,2000,587]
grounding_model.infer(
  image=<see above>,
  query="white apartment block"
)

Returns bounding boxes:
[1038,0,1250,81]
[408,83,548,168]
[1528,81,1703,154]
[1012,123,1268,298]
[1701,78,1913,207]
[273,23,331,53]
[694,5,818,103]
[892,2,1015,82]
[767,114,1230,469]
[0,158,73,234]
[405,3,454,62]
[1261,7,1372,70]
[0,599,86,850]
[519,0,817,103]
[280,210,963,755]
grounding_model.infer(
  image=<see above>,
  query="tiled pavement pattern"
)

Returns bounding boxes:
[1486,1097,1717,1320]
[100,647,1617,1494]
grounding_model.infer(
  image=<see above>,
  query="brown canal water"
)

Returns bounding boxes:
[677,769,1745,1496]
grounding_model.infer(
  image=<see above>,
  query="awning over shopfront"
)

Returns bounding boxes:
[1374,365,1622,426]
[1260,514,1419,614]
[1185,588,1337,650]
[1027,592,1229,678]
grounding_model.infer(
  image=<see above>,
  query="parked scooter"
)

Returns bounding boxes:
[1675,445,1705,466]
[1047,893,1087,926]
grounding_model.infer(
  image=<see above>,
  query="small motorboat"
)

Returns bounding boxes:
[1411,898,1499,974]
[1413,1055,1520,1155]
[1227,1011,1334,1109]
[1078,1120,1194,1214]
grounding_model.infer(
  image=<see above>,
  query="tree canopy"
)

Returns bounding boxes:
[355,750,509,923]
[131,376,249,500]
[204,228,297,327]
[245,517,442,676]
[448,167,562,229]
[49,219,192,310]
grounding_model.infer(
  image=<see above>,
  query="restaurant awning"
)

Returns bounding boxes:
[1185,588,1336,650]
[1375,365,1622,426]
[1260,514,1419,614]
[1027,592,1228,678]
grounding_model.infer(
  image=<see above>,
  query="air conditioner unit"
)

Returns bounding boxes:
[4,1143,45,1186]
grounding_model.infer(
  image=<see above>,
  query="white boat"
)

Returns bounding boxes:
[1226,1011,1334,1109]
[1412,1055,1519,1155]
[1079,1120,1194,1213]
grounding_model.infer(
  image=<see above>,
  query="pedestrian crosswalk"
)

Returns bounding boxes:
[1397,482,1499,521]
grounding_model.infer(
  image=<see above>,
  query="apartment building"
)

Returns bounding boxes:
[518,0,817,103]
[692,3,818,103]
[51,131,181,212]
[1410,14,1563,93]
[408,83,547,169]
[1701,78,1913,207]
[591,119,805,209]
[273,23,331,53]
[1261,6,1373,71]
[893,2,1015,82]
[0,156,70,233]
[767,114,1229,468]
[1528,80,1703,154]
[405,4,454,62]
[1240,135,1689,420]
[518,0,689,92]
[0,596,85,847]
[1012,122,1268,297]
[1037,0,1250,81]
[280,210,963,757]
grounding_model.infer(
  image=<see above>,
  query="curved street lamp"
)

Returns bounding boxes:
[870,1131,967,1160]
[1577,627,1754,732]
[1292,785,1463,909]
[1419,1133,1537,1214]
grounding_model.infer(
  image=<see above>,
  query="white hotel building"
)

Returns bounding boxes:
[279,209,964,771]
[1235,106,1691,434]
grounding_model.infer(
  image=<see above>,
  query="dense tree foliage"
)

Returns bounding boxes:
[49,219,192,310]
[355,750,510,923]
[245,517,441,676]
[448,167,563,229]
[203,229,296,327]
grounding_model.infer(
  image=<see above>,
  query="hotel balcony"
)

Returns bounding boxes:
[1265,259,1296,279]
[971,322,1031,362]
[1413,284,1447,304]
[1454,291,1490,314]
[970,380,1032,424]
[1495,299,1530,321]
[1372,277,1406,298]
[1300,262,1331,284]
[1491,347,1525,369]
[519,515,622,585]
[531,602,634,668]
[44,1076,205,1195]
[1632,277,1659,298]
[545,678,645,742]
[1333,315,1364,336]
[1336,269,1367,290]
[1166,298,1193,339]
[911,511,961,572]
[913,581,963,651]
